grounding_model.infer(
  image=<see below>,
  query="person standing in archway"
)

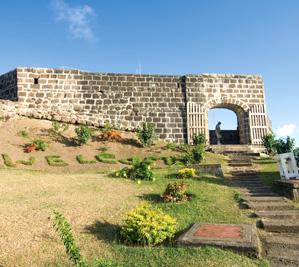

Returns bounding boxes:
[215,121,222,145]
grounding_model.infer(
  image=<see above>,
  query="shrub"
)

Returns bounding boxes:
[75,125,92,145]
[45,155,68,166]
[17,156,35,166]
[115,158,155,181]
[76,155,97,164]
[52,211,118,267]
[102,130,122,142]
[179,153,194,166]
[262,133,277,155]
[2,154,16,167]
[162,156,174,166]
[275,136,295,154]
[177,168,196,179]
[120,203,176,246]
[192,133,206,145]
[164,143,191,153]
[192,144,205,162]
[18,129,29,138]
[51,121,69,135]
[130,159,155,181]
[33,139,48,151]
[95,153,117,164]
[137,122,156,147]
[118,156,140,165]
[162,181,192,202]
[24,144,37,153]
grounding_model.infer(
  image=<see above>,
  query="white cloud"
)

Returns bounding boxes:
[51,0,95,41]
[276,123,297,137]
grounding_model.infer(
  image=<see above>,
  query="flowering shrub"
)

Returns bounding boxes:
[162,181,192,202]
[24,143,37,153]
[177,168,196,179]
[102,130,122,142]
[120,203,176,246]
[115,158,155,181]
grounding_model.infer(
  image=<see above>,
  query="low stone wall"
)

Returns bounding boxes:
[273,180,299,202]
[193,164,224,177]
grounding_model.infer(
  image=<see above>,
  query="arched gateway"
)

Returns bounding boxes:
[0,68,271,148]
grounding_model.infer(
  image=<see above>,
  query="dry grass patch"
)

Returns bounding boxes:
[0,169,146,266]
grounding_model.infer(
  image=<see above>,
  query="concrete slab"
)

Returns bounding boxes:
[177,223,260,257]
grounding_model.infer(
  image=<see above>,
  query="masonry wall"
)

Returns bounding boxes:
[0,70,17,100]
[0,67,268,144]
[16,68,187,142]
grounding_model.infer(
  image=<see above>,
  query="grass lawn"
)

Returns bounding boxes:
[253,157,280,186]
[0,166,267,267]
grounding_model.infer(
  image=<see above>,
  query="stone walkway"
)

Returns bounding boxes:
[228,153,299,267]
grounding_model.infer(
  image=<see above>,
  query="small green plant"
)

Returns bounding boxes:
[75,125,92,145]
[98,146,108,152]
[130,159,155,181]
[76,155,97,164]
[101,122,113,133]
[192,143,205,162]
[18,129,29,138]
[115,158,155,181]
[179,153,194,166]
[2,154,16,167]
[17,156,36,166]
[118,156,140,165]
[262,133,277,155]
[95,153,117,164]
[51,121,69,135]
[177,168,196,179]
[120,203,177,246]
[52,211,118,267]
[162,181,192,202]
[45,155,68,166]
[192,133,206,145]
[32,139,48,151]
[137,122,156,147]
[52,211,88,267]
[162,156,174,166]
[234,192,242,203]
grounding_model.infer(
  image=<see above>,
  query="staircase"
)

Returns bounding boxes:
[227,152,299,267]
[210,145,263,156]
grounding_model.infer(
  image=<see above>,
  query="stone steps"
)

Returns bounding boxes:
[262,232,299,250]
[242,196,289,202]
[242,192,279,197]
[266,247,299,267]
[228,163,253,167]
[244,201,294,211]
[260,219,299,233]
[255,210,299,220]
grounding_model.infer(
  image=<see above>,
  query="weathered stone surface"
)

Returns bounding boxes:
[0,67,270,144]
[177,223,260,257]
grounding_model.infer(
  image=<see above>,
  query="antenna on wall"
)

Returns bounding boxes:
[136,61,142,75]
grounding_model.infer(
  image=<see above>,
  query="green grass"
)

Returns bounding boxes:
[109,168,266,267]
[253,157,280,186]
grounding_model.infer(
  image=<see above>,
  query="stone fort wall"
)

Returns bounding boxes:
[0,67,267,143]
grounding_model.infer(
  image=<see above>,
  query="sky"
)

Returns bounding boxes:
[0,0,298,143]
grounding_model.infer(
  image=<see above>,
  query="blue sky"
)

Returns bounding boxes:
[0,0,298,143]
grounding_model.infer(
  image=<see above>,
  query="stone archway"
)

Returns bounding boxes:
[187,98,251,145]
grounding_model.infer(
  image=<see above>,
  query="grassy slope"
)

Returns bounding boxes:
[0,165,268,267]
[112,167,267,267]
[253,157,280,186]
